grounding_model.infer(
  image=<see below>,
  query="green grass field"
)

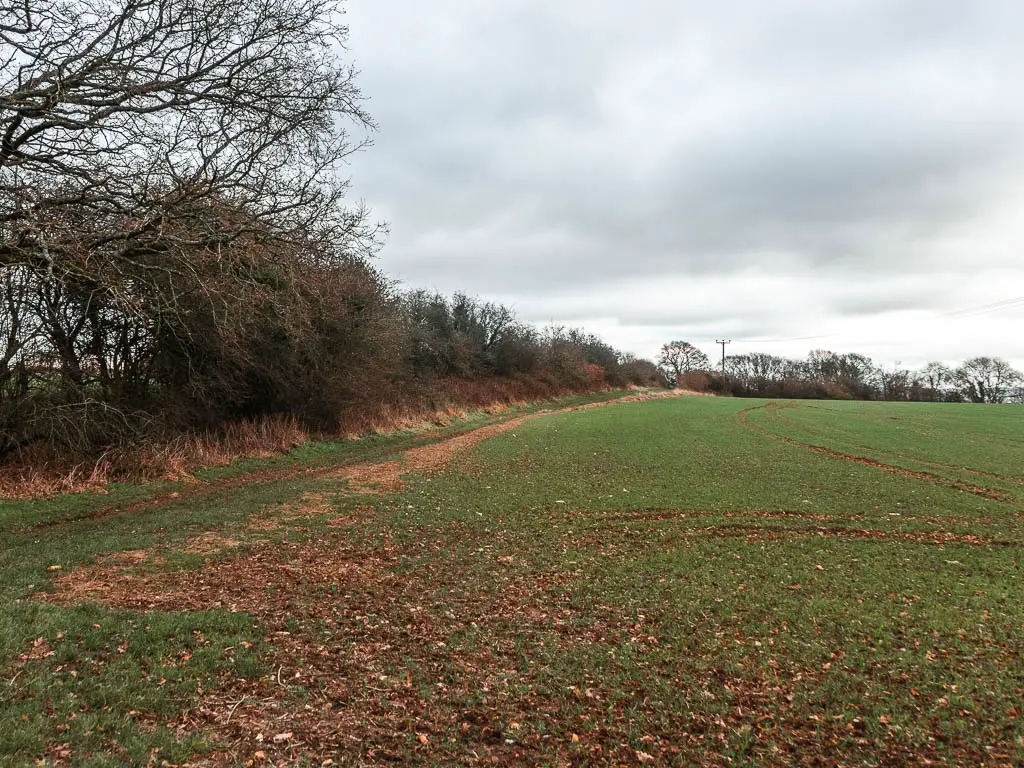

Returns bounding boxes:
[2,394,1022,766]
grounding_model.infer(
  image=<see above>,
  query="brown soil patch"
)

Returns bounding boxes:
[333,459,406,493]
[184,532,241,555]
[95,549,150,567]
[566,506,1001,535]
[704,523,1020,546]
[248,492,339,531]
[332,414,545,491]
[245,517,283,532]
[403,416,531,473]
[44,533,389,613]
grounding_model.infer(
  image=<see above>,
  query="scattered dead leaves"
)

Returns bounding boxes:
[38,504,1015,767]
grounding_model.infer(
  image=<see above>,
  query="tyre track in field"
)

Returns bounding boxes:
[769,403,1024,486]
[684,523,1020,547]
[737,402,1014,504]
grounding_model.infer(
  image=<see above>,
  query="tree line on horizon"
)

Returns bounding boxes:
[658,341,1024,403]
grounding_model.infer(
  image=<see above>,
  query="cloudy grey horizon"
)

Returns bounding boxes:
[343,0,1024,371]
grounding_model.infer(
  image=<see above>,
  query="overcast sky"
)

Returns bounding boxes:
[343,0,1024,369]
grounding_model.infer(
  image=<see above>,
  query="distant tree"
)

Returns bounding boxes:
[953,357,1023,403]
[805,350,879,399]
[725,352,788,394]
[879,365,912,401]
[920,362,952,389]
[915,361,952,401]
[657,341,710,387]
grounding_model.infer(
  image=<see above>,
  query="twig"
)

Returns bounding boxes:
[225,696,247,724]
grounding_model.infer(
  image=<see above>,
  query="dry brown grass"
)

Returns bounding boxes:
[137,415,311,479]
[0,461,113,500]
[0,414,310,500]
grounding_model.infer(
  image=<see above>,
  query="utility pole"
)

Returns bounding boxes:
[715,339,731,376]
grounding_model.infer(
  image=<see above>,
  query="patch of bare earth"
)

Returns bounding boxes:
[331,415,534,493]
[563,507,1002,531]
[603,507,851,523]
[696,524,1018,546]
[248,492,346,532]
[96,549,150,566]
[184,532,241,555]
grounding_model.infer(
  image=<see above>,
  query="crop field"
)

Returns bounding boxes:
[1,392,1023,767]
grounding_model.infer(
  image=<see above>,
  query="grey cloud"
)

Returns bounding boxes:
[830,290,954,318]
[344,0,1024,363]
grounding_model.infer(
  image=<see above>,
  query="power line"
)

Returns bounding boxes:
[940,294,1024,317]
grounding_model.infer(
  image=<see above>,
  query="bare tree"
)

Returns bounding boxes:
[920,361,951,389]
[879,365,913,401]
[953,357,1023,403]
[618,353,665,387]
[917,361,952,401]
[804,350,879,398]
[0,0,375,246]
[0,0,382,368]
[657,340,709,387]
